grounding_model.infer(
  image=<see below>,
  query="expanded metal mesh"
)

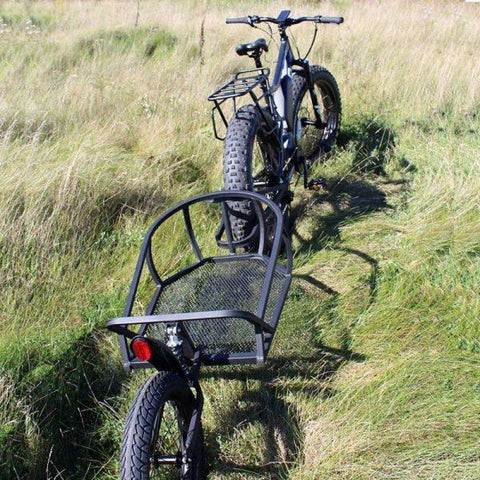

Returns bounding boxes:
[146,257,286,355]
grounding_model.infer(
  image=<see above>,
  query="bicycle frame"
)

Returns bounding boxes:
[269,31,296,183]
[271,30,295,131]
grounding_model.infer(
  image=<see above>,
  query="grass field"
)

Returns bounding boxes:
[0,0,479,478]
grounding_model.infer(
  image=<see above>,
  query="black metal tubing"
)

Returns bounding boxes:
[294,58,324,128]
[220,201,236,254]
[202,351,258,365]
[271,38,290,93]
[226,11,343,27]
[128,351,259,368]
[209,68,275,141]
[108,190,292,370]
[208,68,270,101]
[211,93,275,142]
[185,350,203,462]
[263,235,292,360]
[107,310,275,338]
[183,207,203,262]
[210,101,228,141]
[109,309,273,368]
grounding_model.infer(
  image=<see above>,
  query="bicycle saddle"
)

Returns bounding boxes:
[235,38,268,56]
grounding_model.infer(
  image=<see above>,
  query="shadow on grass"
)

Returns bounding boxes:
[337,116,397,175]
[199,118,412,477]
[291,177,393,255]
[202,258,371,477]
[203,345,365,477]
[4,331,126,480]
[202,330,367,477]
[291,114,415,256]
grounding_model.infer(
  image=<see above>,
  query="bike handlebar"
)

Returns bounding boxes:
[226,15,343,27]
[311,16,344,25]
[226,16,254,25]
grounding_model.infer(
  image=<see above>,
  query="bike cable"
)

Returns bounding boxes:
[256,21,277,48]
[288,27,302,60]
[300,23,319,61]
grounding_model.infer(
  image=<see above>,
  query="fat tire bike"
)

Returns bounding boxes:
[208,10,343,244]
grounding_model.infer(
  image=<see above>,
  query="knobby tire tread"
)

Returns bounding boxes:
[223,105,259,241]
[292,65,342,159]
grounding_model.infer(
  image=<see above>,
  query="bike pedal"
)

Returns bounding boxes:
[307,178,327,191]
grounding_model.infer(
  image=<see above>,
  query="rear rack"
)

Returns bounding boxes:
[208,68,275,141]
[208,68,270,101]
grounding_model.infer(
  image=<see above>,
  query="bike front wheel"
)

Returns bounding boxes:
[120,371,204,480]
[292,65,342,163]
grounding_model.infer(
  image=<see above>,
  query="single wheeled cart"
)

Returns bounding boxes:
[107,190,292,480]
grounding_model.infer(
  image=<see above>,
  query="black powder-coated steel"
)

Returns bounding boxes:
[106,190,292,371]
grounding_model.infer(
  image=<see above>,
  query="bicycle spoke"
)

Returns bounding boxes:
[149,400,184,479]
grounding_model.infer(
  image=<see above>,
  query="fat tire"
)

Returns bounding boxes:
[292,66,342,162]
[223,105,259,242]
[120,371,205,480]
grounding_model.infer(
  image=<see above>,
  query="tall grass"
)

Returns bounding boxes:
[0,0,478,478]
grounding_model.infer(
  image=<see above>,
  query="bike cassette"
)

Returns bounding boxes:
[307,178,327,191]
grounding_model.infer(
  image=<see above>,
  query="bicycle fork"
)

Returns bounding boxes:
[169,327,203,473]
[148,325,204,472]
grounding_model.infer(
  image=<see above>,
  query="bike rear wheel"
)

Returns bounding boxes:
[223,104,279,244]
[121,371,204,480]
[292,66,341,164]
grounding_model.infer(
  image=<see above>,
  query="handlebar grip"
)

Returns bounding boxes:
[318,16,344,24]
[226,17,250,24]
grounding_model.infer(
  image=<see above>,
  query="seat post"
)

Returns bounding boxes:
[250,53,267,96]
[253,54,263,69]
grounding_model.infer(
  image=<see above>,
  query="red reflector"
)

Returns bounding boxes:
[132,338,152,361]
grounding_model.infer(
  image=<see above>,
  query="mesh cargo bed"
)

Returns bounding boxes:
[146,256,288,356]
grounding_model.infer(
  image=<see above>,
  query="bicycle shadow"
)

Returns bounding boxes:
[202,332,365,478]
[286,115,415,355]
[291,174,398,255]
[202,118,412,477]
[337,116,398,175]
[291,116,414,254]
